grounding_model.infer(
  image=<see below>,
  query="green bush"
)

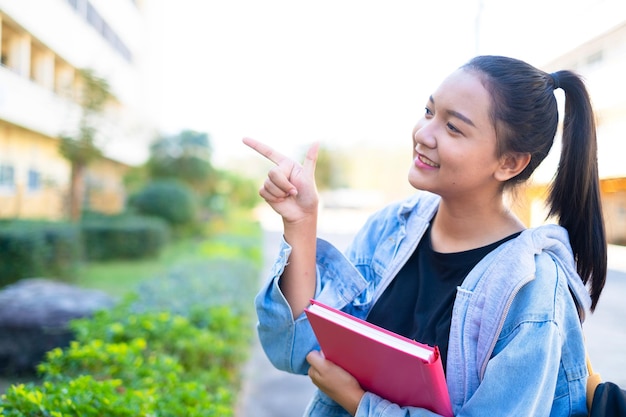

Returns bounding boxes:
[0,375,155,416]
[128,180,197,227]
[81,215,169,261]
[0,221,81,286]
[0,305,250,416]
[0,213,262,415]
[68,304,251,389]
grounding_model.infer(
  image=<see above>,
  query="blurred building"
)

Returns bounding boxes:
[523,20,626,243]
[0,0,155,220]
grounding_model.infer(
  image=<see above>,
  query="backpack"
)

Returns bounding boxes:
[587,355,626,416]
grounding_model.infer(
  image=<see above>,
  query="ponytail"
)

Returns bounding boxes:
[462,56,607,311]
[547,71,606,311]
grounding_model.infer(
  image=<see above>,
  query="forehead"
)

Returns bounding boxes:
[432,69,493,125]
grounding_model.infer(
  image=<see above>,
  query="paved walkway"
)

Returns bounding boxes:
[236,210,626,416]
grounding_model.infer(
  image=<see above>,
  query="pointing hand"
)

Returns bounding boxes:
[242,137,320,224]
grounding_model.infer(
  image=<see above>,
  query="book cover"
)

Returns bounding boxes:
[305,299,453,417]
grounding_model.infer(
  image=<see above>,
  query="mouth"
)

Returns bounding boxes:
[417,154,440,168]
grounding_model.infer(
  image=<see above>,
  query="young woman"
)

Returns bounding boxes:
[243,55,607,416]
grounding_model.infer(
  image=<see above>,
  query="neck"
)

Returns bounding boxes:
[430,195,525,253]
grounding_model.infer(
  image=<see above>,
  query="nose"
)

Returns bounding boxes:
[413,119,437,150]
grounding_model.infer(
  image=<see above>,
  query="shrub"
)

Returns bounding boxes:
[81,214,169,261]
[69,304,251,389]
[0,221,81,286]
[0,375,155,416]
[128,180,197,227]
[0,213,262,415]
[0,305,249,416]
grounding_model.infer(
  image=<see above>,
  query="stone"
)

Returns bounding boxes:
[0,278,115,375]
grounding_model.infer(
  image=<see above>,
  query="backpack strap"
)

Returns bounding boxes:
[586,351,603,412]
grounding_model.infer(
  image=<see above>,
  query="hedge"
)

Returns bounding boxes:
[81,215,170,261]
[0,221,81,286]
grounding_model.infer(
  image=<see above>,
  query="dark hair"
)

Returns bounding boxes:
[462,55,606,311]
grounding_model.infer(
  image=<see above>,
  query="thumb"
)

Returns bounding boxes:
[306,350,325,367]
[302,142,320,178]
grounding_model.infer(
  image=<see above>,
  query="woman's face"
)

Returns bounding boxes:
[408,69,504,200]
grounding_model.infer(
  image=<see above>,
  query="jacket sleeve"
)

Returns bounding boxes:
[255,236,368,375]
[254,236,317,375]
[356,393,443,416]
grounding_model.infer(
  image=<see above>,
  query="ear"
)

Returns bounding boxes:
[495,152,531,182]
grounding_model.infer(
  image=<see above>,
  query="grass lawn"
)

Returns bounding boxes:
[75,213,262,298]
[74,237,212,298]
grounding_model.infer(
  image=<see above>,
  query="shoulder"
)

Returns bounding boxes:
[361,190,440,230]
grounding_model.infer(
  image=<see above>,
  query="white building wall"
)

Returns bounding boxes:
[0,0,154,165]
[540,21,626,180]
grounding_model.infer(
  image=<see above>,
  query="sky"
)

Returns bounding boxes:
[143,0,623,167]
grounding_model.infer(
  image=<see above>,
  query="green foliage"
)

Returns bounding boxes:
[58,68,111,167]
[128,180,197,227]
[147,130,214,187]
[81,214,170,261]
[207,169,261,216]
[68,304,252,387]
[127,221,262,317]
[0,376,155,416]
[0,212,262,416]
[123,164,150,195]
[40,338,182,389]
[312,143,349,190]
[0,220,81,286]
[58,68,113,222]
[58,133,102,167]
[131,259,258,318]
[0,305,250,416]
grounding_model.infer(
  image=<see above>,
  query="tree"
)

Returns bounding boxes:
[146,130,215,190]
[59,68,112,222]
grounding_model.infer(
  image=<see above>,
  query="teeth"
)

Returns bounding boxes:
[419,155,439,168]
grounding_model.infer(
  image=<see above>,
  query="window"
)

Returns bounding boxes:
[27,169,41,192]
[65,0,133,62]
[0,164,15,191]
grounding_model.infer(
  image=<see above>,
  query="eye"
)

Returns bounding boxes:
[447,122,462,134]
[424,107,433,117]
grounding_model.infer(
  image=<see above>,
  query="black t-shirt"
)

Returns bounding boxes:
[366,225,520,373]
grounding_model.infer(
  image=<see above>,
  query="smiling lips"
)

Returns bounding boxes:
[417,154,440,168]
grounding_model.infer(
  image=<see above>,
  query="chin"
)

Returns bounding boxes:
[407,170,427,191]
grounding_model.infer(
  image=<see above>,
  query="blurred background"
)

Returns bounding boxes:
[2,0,626,232]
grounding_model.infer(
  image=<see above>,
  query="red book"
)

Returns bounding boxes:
[305,299,453,417]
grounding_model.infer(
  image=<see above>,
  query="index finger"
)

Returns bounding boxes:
[242,137,289,166]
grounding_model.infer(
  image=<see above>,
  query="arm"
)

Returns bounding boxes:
[243,137,319,318]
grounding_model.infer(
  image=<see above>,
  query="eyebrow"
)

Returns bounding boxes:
[429,95,476,128]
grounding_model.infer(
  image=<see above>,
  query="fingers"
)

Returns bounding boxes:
[302,142,320,178]
[242,137,289,166]
[306,350,325,366]
[261,167,298,200]
[306,350,325,380]
[243,137,319,207]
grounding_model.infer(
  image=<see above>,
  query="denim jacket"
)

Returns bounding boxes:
[255,191,591,417]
